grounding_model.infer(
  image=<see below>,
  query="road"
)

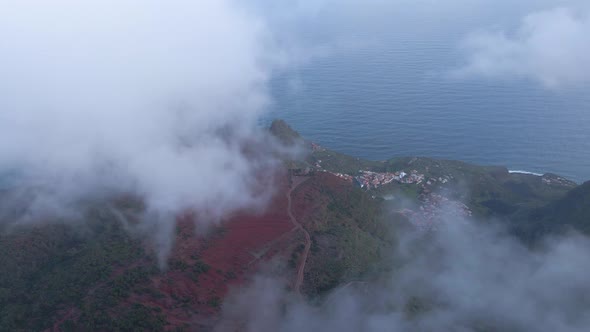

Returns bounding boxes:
[287,175,311,295]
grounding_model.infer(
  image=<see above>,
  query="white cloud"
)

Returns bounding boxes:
[455,6,590,88]
[217,211,590,332]
[0,0,289,262]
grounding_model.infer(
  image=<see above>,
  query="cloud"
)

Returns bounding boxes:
[0,0,291,262]
[455,6,590,88]
[217,206,590,332]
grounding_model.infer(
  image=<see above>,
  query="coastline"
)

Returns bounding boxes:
[508,170,544,177]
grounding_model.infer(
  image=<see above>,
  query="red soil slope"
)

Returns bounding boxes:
[51,172,352,331]
[144,176,297,329]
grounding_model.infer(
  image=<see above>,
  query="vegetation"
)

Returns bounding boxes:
[269,119,303,146]
[0,207,147,331]
[294,174,401,296]
[0,120,587,330]
[515,181,590,243]
[307,143,581,244]
[207,296,221,308]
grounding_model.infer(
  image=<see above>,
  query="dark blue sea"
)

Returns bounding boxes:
[266,6,590,183]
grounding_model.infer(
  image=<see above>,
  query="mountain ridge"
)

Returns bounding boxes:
[0,120,587,331]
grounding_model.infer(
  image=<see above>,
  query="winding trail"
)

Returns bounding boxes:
[287,175,311,296]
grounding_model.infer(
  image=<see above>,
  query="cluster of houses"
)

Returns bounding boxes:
[310,142,326,152]
[425,176,450,186]
[541,174,574,187]
[401,193,472,231]
[330,172,354,183]
[354,170,425,190]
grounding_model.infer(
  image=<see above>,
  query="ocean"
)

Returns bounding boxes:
[266,7,590,183]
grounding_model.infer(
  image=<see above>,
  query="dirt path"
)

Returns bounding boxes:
[287,175,311,296]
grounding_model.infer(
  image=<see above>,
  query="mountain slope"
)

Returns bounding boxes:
[0,120,587,330]
[515,181,590,242]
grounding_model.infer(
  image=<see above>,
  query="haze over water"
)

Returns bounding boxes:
[268,2,590,183]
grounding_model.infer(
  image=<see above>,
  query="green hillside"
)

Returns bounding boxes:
[0,120,587,330]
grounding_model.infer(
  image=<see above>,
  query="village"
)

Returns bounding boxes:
[315,168,427,190]
[322,168,472,232]
[306,142,473,232]
[354,170,425,189]
[399,193,473,231]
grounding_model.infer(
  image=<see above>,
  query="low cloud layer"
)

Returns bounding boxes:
[0,1,289,261]
[218,209,590,332]
[252,0,590,89]
[455,5,590,88]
